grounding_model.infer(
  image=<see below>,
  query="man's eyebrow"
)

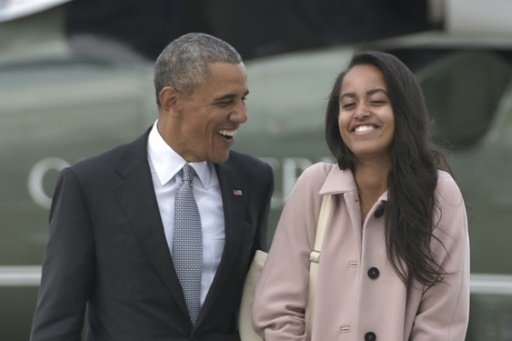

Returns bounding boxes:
[213,90,249,102]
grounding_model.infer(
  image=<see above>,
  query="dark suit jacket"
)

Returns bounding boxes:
[30,129,274,341]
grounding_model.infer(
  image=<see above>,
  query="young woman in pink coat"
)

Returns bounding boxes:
[253,50,470,340]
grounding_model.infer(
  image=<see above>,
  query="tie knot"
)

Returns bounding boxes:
[180,164,195,182]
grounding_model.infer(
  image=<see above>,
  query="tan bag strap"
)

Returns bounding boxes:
[305,194,333,334]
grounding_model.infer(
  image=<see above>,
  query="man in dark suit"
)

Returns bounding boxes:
[30,32,274,340]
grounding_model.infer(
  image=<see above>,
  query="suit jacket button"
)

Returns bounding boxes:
[365,331,377,340]
[367,267,380,279]
[373,203,385,218]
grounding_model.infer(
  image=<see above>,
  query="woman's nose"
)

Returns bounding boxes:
[354,105,370,120]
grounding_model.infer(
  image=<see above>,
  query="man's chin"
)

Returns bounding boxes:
[210,150,231,164]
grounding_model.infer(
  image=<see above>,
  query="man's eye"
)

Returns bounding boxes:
[217,100,233,107]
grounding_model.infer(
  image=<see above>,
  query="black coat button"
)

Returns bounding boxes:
[373,203,385,218]
[365,331,377,340]
[368,267,380,279]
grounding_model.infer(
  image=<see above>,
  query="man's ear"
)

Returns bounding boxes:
[159,86,180,114]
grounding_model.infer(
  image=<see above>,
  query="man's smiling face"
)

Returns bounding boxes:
[170,62,249,163]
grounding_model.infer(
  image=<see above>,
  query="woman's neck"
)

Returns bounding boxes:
[354,160,390,220]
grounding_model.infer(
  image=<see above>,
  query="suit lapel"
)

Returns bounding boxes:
[197,161,248,320]
[111,133,250,325]
[112,131,189,318]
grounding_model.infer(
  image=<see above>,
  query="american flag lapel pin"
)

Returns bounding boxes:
[233,189,243,197]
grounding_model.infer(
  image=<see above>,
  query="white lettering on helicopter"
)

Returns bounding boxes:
[27,157,70,210]
[27,156,334,210]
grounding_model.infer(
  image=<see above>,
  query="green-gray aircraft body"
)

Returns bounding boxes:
[2,3,512,340]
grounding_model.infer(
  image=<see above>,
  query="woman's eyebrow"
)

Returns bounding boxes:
[340,92,356,100]
[367,88,388,96]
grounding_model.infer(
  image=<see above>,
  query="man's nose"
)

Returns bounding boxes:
[231,101,248,123]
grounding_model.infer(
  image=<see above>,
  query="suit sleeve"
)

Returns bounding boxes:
[410,172,470,340]
[30,167,95,341]
[255,162,274,253]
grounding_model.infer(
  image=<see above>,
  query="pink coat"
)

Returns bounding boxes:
[253,162,470,340]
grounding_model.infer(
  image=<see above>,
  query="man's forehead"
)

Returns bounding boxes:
[201,63,247,91]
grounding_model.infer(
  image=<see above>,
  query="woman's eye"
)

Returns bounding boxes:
[341,102,355,109]
[370,98,387,105]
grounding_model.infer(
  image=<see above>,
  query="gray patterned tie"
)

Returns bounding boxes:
[173,164,202,324]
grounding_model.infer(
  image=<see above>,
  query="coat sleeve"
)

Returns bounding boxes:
[410,172,470,340]
[252,163,328,341]
[30,167,94,341]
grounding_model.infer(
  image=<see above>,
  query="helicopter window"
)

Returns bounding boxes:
[416,51,512,149]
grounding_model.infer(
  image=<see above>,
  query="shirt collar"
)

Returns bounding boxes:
[147,120,213,188]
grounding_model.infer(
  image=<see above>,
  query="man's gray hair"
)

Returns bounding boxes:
[154,32,242,106]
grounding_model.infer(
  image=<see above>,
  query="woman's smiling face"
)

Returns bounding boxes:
[338,63,395,163]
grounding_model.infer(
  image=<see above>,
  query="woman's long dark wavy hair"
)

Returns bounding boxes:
[325,50,448,287]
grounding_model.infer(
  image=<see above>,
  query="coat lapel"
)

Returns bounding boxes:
[112,131,189,318]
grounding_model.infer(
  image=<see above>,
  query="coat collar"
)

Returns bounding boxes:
[318,163,389,202]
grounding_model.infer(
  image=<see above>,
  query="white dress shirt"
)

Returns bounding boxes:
[147,121,225,305]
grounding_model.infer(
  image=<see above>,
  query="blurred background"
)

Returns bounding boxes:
[1,0,512,339]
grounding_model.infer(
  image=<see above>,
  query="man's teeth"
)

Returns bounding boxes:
[354,125,375,132]
[219,129,237,138]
